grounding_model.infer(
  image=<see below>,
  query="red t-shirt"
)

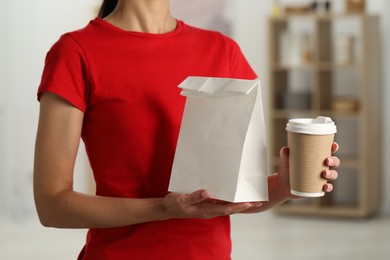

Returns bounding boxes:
[38,18,257,260]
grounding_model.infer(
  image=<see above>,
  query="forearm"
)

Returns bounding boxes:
[242,173,290,214]
[35,190,168,228]
[34,94,171,228]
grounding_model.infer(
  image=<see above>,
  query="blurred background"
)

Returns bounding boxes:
[0,0,389,259]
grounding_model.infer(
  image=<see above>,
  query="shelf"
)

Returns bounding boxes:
[271,109,360,119]
[272,62,359,71]
[270,13,374,22]
[268,14,382,218]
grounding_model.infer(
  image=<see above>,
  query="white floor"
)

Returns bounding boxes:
[231,211,390,260]
[1,211,389,260]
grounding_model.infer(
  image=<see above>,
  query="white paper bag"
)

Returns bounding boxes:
[169,76,268,202]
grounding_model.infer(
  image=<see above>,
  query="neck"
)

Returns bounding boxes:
[105,0,176,33]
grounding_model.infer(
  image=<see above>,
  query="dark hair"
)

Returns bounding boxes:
[98,0,118,18]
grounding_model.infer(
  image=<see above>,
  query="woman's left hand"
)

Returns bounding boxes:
[277,142,341,199]
[321,142,341,192]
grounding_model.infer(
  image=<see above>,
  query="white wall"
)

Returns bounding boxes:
[0,0,99,218]
[0,3,8,215]
[231,0,390,214]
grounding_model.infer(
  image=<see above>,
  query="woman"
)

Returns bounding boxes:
[34,0,340,259]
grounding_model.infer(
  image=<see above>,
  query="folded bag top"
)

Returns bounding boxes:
[179,76,260,98]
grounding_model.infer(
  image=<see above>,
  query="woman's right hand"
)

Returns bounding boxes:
[161,190,262,219]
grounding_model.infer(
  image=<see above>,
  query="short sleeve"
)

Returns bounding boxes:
[224,36,257,80]
[37,34,90,112]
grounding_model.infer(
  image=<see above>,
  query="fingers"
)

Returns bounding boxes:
[322,169,338,180]
[213,202,252,215]
[325,156,340,168]
[323,143,340,192]
[323,183,333,192]
[185,190,262,217]
[323,155,339,193]
[208,201,263,216]
[323,149,338,192]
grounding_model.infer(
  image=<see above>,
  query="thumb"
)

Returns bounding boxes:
[187,190,211,205]
[278,146,289,170]
[280,146,289,159]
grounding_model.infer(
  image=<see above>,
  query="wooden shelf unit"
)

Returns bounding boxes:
[268,14,382,218]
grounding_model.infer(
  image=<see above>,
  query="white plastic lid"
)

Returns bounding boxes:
[286,116,337,135]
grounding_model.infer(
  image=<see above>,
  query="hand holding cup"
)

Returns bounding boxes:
[286,116,338,197]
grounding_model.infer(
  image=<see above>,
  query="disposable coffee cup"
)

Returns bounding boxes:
[286,116,337,197]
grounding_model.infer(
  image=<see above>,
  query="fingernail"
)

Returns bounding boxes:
[323,184,328,191]
[324,170,330,178]
[327,158,333,165]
